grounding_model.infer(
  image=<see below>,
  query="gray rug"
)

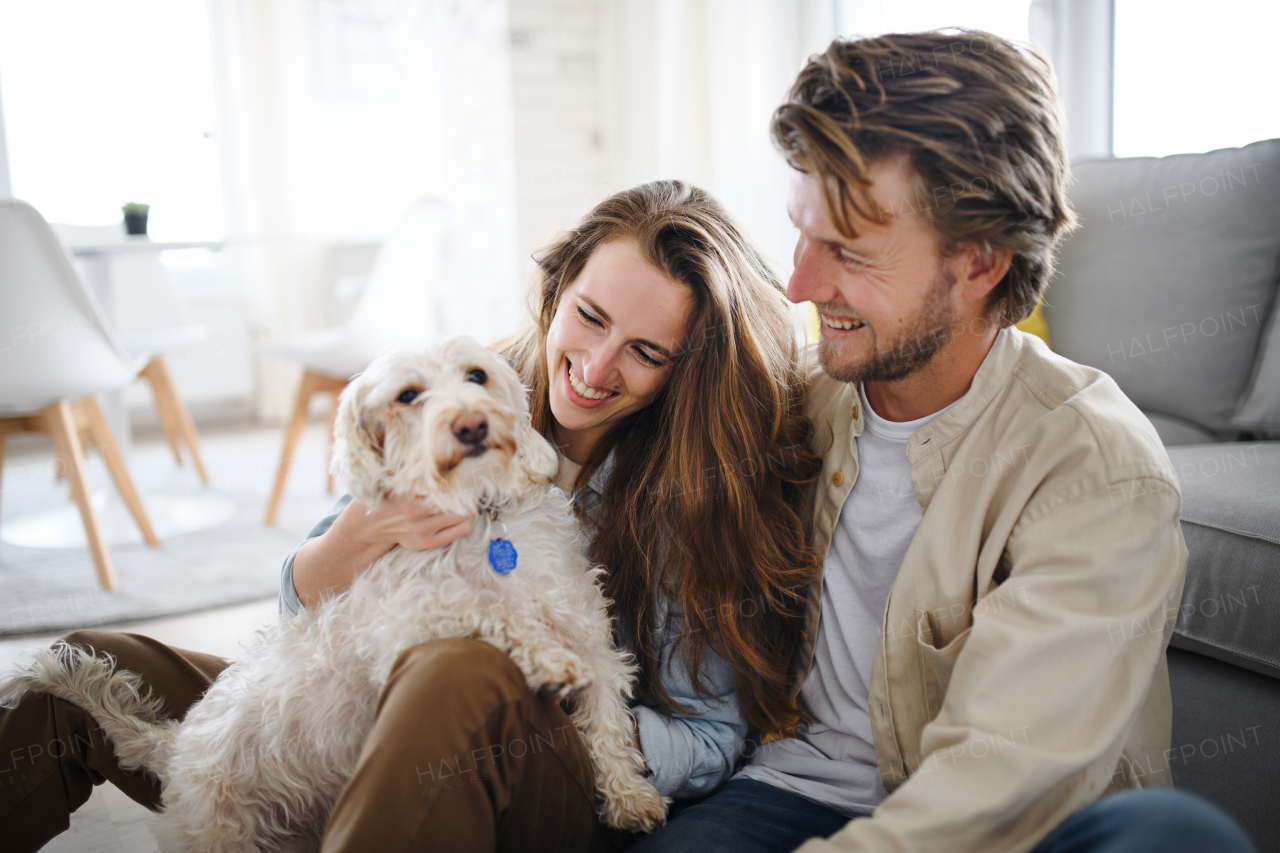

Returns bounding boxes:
[0,424,340,637]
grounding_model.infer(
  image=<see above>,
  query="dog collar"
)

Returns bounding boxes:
[483,508,518,575]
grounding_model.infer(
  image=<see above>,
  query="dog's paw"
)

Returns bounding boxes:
[552,652,594,698]
[526,649,593,699]
[600,776,668,832]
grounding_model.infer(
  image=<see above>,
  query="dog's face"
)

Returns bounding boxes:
[332,338,558,514]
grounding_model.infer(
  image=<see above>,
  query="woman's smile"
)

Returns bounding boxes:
[564,358,619,407]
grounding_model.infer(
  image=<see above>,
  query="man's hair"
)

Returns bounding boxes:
[772,29,1078,326]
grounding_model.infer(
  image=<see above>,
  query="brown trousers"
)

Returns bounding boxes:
[0,630,632,853]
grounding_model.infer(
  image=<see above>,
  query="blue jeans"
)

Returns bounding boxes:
[629,780,1256,853]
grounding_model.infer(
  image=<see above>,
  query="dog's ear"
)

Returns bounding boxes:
[513,412,559,489]
[330,375,389,507]
[358,405,391,455]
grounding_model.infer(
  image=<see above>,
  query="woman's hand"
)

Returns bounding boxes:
[291,495,472,608]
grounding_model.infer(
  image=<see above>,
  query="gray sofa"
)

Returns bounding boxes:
[1044,138,1280,852]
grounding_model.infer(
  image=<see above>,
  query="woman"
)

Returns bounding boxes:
[0,181,820,853]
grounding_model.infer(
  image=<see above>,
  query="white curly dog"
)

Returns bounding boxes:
[0,337,668,852]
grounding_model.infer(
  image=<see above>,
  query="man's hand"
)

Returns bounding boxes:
[292,495,472,608]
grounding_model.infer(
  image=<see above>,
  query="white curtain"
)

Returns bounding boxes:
[0,68,12,199]
[206,0,521,421]
[600,0,836,275]
[1028,0,1113,161]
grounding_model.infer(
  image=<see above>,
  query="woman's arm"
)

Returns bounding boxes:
[632,600,750,799]
[280,494,472,614]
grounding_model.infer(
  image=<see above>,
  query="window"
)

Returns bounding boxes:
[0,0,222,239]
[1113,0,1280,157]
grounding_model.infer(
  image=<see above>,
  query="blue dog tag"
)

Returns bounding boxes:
[488,538,518,575]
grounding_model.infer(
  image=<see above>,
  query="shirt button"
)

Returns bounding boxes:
[851,403,859,420]
[832,471,844,486]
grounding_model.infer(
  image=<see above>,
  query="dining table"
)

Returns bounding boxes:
[64,234,223,451]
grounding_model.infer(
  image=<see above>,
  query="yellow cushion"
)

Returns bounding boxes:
[1016,303,1051,348]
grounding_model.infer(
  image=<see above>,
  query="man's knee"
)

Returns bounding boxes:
[384,638,530,714]
[1069,790,1254,853]
[59,630,114,656]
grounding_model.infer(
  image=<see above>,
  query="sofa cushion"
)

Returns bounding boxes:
[1045,139,1280,437]
[1232,291,1280,436]
[1167,648,1280,853]
[1165,443,1280,679]
[1144,412,1219,447]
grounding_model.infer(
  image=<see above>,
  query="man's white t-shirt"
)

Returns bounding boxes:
[735,384,955,817]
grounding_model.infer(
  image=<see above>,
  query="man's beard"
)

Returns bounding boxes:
[817,267,959,386]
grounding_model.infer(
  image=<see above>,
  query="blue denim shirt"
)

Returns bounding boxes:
[278,455,748,799]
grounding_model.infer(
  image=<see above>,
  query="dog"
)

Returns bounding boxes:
[0,337,668,852]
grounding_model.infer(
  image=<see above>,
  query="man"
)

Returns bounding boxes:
[632,30,1255,853]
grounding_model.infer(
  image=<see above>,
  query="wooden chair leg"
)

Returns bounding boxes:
[77,397,160,547]
[52,429,91,484]
[144,357,210,483]
[141,359,185,467]
[326,393,340,495]
[265,370,321,526]
[37,402,118,591]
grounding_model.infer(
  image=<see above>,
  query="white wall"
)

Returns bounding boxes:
[600,0,836,274]
[506,0,840,286]
[509,0,612,283]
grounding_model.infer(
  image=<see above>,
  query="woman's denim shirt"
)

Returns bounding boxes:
[277,453,748,799]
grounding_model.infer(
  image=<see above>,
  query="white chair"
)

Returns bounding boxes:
[52,223,212,482]
[259,196,445,524]
[0,200,160,590]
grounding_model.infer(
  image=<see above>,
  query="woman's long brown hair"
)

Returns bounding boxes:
[500,181,821,735]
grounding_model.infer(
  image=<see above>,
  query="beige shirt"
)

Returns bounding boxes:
[552,452,583,495]
[792,327,1188,853]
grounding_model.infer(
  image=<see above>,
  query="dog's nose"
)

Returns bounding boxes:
[452,413,488,445]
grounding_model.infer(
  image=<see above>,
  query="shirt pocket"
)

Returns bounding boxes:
[915,609,973,710]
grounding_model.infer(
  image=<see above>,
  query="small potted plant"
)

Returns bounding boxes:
[122,202,150,236]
